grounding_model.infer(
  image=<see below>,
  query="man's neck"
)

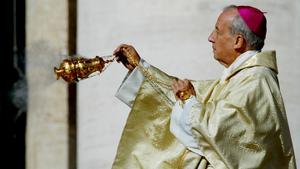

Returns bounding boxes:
[221,50,258,82]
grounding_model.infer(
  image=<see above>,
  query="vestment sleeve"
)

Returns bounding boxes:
[115,59,216,108]
[115,58,182,108]
[115,59,150,107]
[170,96,205,156]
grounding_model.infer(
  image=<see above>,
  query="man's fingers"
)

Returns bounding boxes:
[113,47,120,55]
[183,79,190,86]
[173,80,185,91]
[113,44,124,54]
[177,80,188,90]
[172,82,177,94]
[113,44,130,55]
[172,79,196,100]
[172,80,181,99]
[172,80,180,93]
[114,44,141,71]
[179,80,185,88]
[172,80,178,90]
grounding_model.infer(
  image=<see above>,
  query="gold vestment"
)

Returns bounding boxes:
[112,51,296,169]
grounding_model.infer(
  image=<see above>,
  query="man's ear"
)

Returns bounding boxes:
[233,34,245,50]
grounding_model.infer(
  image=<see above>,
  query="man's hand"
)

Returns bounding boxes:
[113,44,141,71]
[172,79,196,101]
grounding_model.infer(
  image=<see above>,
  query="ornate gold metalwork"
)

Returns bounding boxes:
[176,90,192,101]
[54,55,115,83]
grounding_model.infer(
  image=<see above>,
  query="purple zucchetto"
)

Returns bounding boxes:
[237,6,267,39]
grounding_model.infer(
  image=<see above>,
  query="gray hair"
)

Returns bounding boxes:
[223,5,265,50]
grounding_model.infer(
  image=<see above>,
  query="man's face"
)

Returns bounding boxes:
[208,9,238,67]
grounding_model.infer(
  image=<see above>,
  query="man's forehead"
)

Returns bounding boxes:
[215,9,238,27]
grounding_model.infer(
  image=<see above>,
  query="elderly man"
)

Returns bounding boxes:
[112,5,296,169]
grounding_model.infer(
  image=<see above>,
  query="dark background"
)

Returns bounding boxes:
[0,0,26,169]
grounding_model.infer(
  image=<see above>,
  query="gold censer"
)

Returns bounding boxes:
[54,55,116,83]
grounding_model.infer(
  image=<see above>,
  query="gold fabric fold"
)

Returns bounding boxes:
[112,65,212,169]
[189,51,296,169]
[112,51,296,169]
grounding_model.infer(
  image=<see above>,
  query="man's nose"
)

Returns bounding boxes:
[208,32,214,43]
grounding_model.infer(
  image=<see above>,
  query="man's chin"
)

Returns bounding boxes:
[213,56,228,67]
[213,54,219,60]
[219,61,228,67]
[216,59,229,67]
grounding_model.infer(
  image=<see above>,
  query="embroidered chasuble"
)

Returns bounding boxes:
[112,51,296,169]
